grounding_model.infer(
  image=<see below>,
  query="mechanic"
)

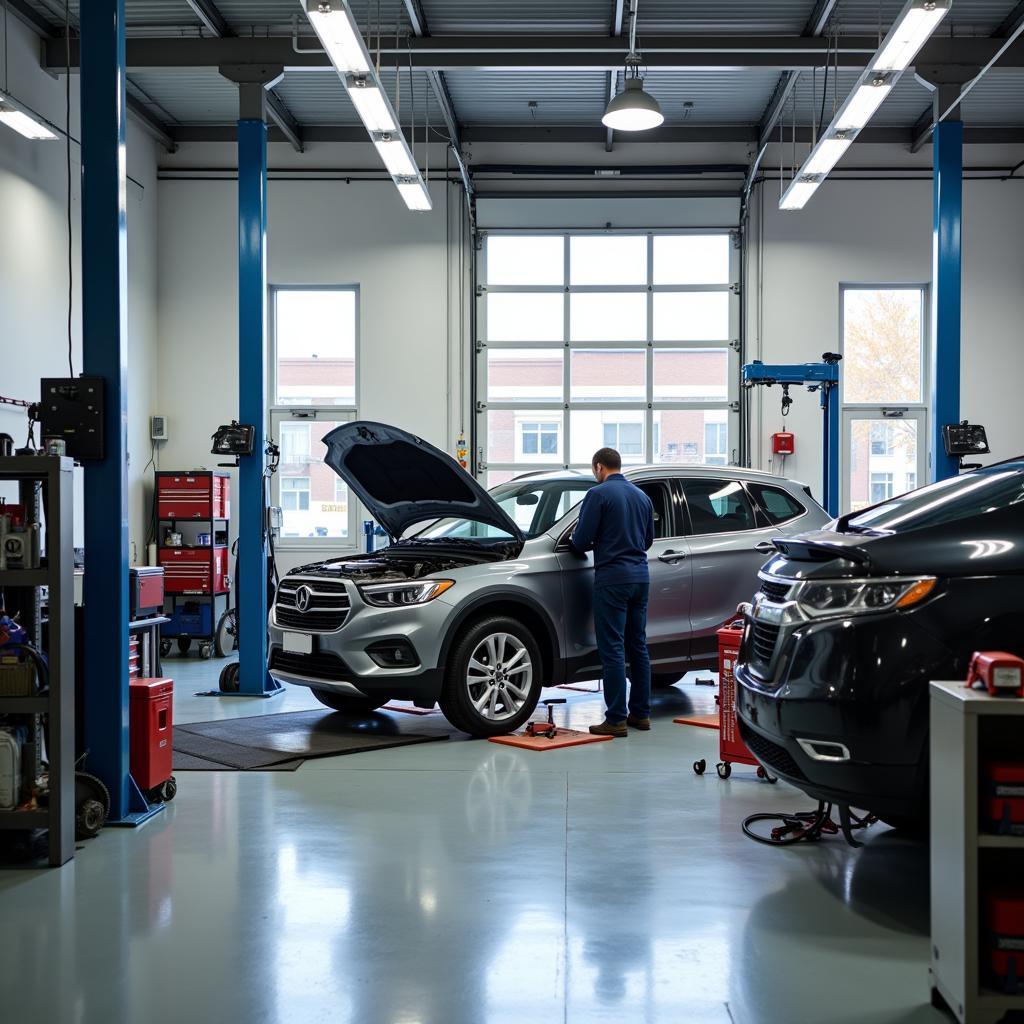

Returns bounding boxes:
[570,447,656,737]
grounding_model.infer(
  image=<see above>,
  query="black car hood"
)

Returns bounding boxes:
[766,504,1024,580]
[322,421,524,542]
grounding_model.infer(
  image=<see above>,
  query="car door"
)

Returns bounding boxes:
[555,478,691,680]
[679,477,781,664]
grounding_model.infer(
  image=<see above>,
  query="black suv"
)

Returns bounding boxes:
[734,459,1024,825]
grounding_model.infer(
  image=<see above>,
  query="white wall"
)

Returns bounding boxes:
[745,169,1024,498]
[0,14,159,558]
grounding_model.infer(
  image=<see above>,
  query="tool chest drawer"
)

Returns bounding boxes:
[159,546,229,594]
[156,472,230,520]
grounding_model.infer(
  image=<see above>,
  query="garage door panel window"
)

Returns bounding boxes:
[480,231,737,478]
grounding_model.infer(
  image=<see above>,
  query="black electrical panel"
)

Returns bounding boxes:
[942,421,990,458]
[40,377,105,459]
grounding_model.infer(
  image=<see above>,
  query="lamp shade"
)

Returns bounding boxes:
[601,77,664,131]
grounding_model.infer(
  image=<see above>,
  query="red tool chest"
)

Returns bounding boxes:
[156,471,230,520]
[985,891,1024,992]
[717,622,768,777]
[129,566,165,618]
[159,546,229,594]
[984,762,1024,835]
[129,677,173,792]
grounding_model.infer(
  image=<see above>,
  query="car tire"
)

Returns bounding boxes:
[311,688,389,715]
[652,673,682,689]
[439,616,543,737]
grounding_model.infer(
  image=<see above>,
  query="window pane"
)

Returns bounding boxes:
[487,235,564,286]
[654,410,729,465]
[849,418,918,512]
[275,290,356,406]
[570,349,645,402]
[487,349,563,402]
[653,235,730,285]
[487,410,563,464]
[653,292,730,341]
[682,479,756,535]
[652,349,729,401]
[570,293,646,342]
[748,483,805,525]
[843,288,923,404]
[485,470,517,489]
[570,411,645,465]
[569,235,647,285]
[487,293,563,342]
[277,420,351,539]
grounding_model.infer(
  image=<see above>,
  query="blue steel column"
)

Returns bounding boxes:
[930,118,963,482]
[822,384,840,517]
[236,116,280,695]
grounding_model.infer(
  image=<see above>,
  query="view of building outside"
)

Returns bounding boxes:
[842,287,924,511]
[480,232,735,486]
[272,288,357,539]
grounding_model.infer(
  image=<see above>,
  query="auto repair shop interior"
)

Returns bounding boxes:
[1,1,1024,1022]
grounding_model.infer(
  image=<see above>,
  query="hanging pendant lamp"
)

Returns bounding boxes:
[602,0,663,132]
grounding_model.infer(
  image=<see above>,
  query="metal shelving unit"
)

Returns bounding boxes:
[0,456,74,866]
[930,679,1024,1023]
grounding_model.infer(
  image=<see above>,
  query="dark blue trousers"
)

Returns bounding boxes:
[593,582,651,724]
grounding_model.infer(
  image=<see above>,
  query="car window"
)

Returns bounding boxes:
[747,483,805,526]
[846,466,1024,534]
[634,481,672,539]
[682,479,757,535]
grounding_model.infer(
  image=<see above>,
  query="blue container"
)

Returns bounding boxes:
[167,601,213,637]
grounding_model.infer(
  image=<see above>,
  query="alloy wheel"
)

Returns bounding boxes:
[465,632,534,722]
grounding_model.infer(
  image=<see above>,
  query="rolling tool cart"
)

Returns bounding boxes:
[156,471,231,660]
[693,621,776,782]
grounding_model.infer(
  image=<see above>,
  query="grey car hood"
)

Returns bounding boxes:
[322,421,524,542]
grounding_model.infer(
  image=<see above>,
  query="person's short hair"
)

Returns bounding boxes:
[592,447,622,471]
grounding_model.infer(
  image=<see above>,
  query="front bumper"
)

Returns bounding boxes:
[266,576,457,704]
[734,609,953,817]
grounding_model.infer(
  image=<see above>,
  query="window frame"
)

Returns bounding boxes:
[268,284,361,552]
[677,476,760,537]
[477,230,740,481]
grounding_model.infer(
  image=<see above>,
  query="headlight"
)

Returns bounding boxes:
[796,577,936,618]
[359,579,455,607]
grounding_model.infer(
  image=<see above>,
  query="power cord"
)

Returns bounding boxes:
[742,800,878,849]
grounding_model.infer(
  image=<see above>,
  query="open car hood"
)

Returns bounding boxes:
[322,421,524,542]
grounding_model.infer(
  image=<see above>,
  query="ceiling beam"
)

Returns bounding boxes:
[605,0,625,153]
[264,90,303,151]
[804,0,839,37]
[49,33,1023,73]
[6,0,58,36]
[184,0,233,38]
[126,95,177,152]
[994,1,1024,38]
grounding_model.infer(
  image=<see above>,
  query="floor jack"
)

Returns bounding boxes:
[524,698,566,739]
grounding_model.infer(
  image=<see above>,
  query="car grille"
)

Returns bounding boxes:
[749,621,781,674]
[739,723,806,781]
[759,579,792,603]
[274,579,351,632]
[269,648,350,682]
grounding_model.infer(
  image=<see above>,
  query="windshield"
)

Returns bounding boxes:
[845,465,1024,534]
[414,478,596,541]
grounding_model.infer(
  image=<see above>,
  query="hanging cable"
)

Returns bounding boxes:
[65,0,74,378]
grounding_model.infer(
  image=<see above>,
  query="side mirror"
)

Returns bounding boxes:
[554,522,578,552]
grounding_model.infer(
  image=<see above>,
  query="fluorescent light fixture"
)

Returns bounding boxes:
[802,135,852,177]
[835,77,893,132]
[872,0,951,72]
[395,178,432,212]
[345,75,397,133]
[601,77,665,132]
[0,91,58,140]
[373,133,418,177]
[304,0,372,75]
[779,177,821,211]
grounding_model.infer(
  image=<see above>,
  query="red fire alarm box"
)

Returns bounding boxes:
[771,432,795,455]
[129,677,173,794]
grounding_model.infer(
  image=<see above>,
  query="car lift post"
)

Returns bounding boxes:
[80,0,162,823]
[741,356,842,517]
[224,69,284,697]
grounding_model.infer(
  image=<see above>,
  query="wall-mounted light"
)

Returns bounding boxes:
[0,89,58,140]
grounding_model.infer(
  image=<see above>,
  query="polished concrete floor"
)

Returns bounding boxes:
[0,658,947,1024]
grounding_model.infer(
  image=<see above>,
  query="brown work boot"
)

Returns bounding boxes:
[627,715,651,731]
[589,719,627,737]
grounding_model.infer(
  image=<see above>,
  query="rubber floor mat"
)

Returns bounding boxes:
[173,710,447,770]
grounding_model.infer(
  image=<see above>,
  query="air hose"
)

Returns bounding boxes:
[742,800,878,848]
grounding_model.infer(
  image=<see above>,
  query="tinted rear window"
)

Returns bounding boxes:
[846,466,1024,534]
[747,484,805,525]
[683,479,756,535]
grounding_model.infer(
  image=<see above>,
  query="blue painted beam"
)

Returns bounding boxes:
[235,117,281,696]
[80,0,161,824]
[930,119,963,482]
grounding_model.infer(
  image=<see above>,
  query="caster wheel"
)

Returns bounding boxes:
[160,639,172,658]
[693,759,706,776]
[161,777,177,802]
[756,766,766,779]
[177,637,192,656]
[219,662,240,693]
[716,762,732,780]
[199,643,212,660]
[766,775,778,784]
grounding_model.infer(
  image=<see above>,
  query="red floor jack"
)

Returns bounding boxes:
[524,698,566,738]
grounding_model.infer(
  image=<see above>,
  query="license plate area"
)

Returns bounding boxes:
[283,632,313,655]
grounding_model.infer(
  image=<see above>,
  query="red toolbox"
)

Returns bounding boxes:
[985,891,1024,992]
[716,622,771,780]
[159,546,229,594]
[129,566,165,618]
[984,762,1024,835]
[129,635,141,680]
[129,677,174,795]
[156,471,230,520]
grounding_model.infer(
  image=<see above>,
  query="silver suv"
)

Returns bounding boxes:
[267,422,830,736]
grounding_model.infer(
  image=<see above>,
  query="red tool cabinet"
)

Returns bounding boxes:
[129,677,173,793]
[715,622,773,780]
[159,545,229,594]
[156,471,229,520]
